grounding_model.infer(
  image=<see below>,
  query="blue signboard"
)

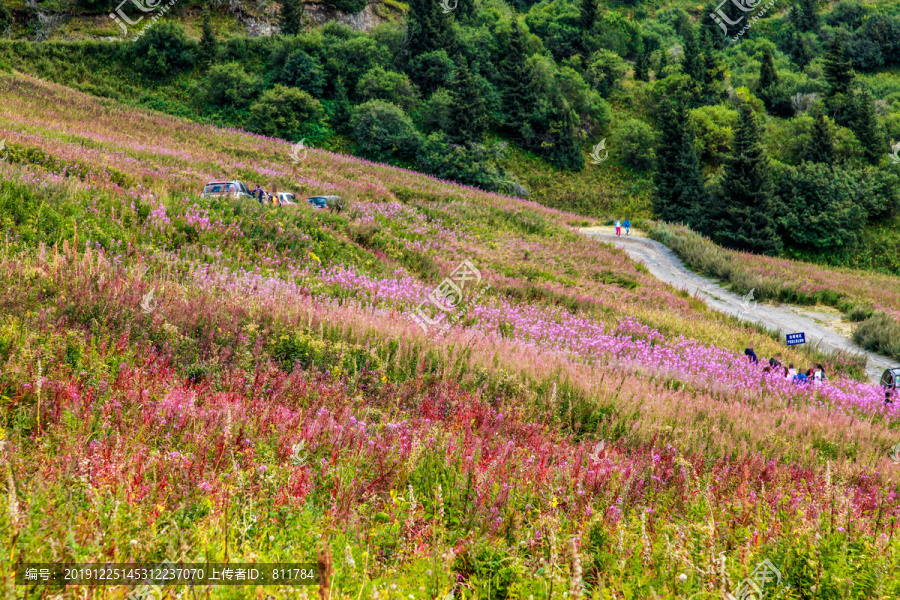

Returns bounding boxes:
[786,332,806,346]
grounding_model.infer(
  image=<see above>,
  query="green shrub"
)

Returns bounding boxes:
[417,88,452,132]
[610,118,657,171]
[852,311,900,357]
[248,85,325,140]
[351,100,422,162]
[279,49,325,96]
[202,62,260,107]
[131,22,195,80]
[356,67,421,112]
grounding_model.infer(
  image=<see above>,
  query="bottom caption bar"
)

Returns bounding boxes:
[17,563,319,586]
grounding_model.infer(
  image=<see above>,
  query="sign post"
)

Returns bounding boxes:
[786,332,806,346]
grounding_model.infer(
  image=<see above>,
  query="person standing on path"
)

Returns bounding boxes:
[624,219,631,236]
[615,220,621,237]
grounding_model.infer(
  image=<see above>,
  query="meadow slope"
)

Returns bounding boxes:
[2,73,900,598]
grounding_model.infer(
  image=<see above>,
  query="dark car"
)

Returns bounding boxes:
[307,196,329,209]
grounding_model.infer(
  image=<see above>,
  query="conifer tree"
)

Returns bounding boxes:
[758,48,778,92]
[803,108,835,165]
[407,0,454,58]
[448,59,488,145]
[790,0,819,32]
[823,36,853,99]
[715,101,781,255]
[653,95,706,229]
[499,20,539,133]
[634,50,649,82]
[681,26,703,84]
[698,28,724,104]
[852,86,883,165]
[198,10,218,68]
[757,47,779,110]
[579,0,597,52]
[656,47,669,79]
[279,0,304,36]
[455,0,474,23]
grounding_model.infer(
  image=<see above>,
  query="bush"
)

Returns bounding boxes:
[203,63,260,107]
[131,22,195,80]
[351,100,422,162]
[610,118,657,170]
[416,132,503,190]
[417,88,453,132]
[852,311,900,358]
[356,67,421,112]
[585,49,627,97]
[248,85,325,140]
[408,49,455,92]
[279,49,325,96]
[324,0,367,13]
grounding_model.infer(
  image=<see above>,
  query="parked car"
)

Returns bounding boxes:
[277,193,296,205]
[201,180,253,200]
[307,195,344,212]
[307,195,329,209]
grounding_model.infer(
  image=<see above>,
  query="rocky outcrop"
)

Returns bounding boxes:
[302,1,396,32]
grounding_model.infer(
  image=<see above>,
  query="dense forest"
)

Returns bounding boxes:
[2,0,900,265]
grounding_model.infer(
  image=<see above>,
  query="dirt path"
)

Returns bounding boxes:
[581,231,899,384]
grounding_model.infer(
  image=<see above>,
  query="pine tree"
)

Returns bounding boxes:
[653,95,706,229]
[698,28,724,105]
[757,47,779,110]
[198,9,218,67]
[790,0,819,32]
[499,20,539,133]
[803,108,835,165]
[543,95,584,170]
[634,50,649,82]
[715,102,781,255]
[407,0,454,59]
[448,59,488,145]
[580,0,597,53]
[823,36,853,99]
[758,48,778,91]
[331,77,353,134]
[279,0,304,37]
[455,0,474,24]
[852,86,883,165]
[656,47,669,79]
[681,26,704,84]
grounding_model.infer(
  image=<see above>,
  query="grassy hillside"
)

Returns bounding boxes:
[2,72,900,597]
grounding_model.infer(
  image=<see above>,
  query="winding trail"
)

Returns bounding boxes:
[582,230,899,384]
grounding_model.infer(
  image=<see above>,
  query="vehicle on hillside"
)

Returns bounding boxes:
[277,193,296,205]
[308,195,344,212]
[201,181,253,200]
[307,195,329,209]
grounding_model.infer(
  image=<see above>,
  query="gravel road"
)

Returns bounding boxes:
[582,231,899,384]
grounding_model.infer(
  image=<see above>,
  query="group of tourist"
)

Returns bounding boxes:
[744,344,828,384]
[251,184,283,206]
